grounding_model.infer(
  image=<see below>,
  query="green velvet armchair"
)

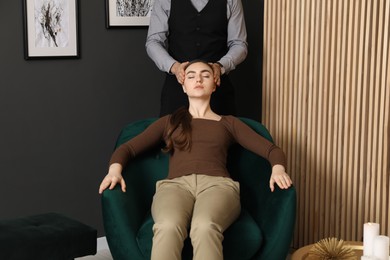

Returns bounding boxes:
[101,117,296,260]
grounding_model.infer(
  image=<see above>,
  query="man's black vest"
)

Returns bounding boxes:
[168,0,228,63]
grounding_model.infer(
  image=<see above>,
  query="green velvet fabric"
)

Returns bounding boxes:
[0,212,97,260]
[102,117,296,260]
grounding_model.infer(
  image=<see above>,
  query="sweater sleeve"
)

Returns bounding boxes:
[109,116,169,167]
[224,116,287,168]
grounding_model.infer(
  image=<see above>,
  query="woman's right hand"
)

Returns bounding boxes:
[99,163,126,194]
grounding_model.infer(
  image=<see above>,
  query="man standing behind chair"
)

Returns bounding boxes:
[146,0,248,116]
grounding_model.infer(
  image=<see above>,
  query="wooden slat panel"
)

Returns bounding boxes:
[382,0,390,235]
[263,0,390,249]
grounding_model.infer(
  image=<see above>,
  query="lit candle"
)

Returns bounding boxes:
[373,236,389,260]
[364,223,380,256]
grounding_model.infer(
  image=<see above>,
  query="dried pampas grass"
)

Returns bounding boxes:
[307,237,357,260]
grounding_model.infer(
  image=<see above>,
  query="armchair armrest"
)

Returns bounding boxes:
[253,186,296,260]
[102,185,146,259]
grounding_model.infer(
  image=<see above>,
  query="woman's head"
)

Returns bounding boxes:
[182,60,217,98]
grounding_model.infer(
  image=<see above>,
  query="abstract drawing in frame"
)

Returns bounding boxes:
[106,0,153,27]
[23,0,79,59]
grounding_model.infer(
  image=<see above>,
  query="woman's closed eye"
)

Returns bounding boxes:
[186,72,195,79]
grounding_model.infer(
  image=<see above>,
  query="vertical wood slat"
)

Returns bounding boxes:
[383,0,390,234]
[262,0,390,248]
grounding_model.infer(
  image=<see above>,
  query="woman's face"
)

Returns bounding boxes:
[182,62,216,98]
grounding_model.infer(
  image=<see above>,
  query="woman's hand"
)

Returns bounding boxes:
[269,164,292,192]
[99,163,126,194]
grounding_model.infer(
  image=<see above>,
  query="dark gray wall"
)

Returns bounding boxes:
[0,0,262,236]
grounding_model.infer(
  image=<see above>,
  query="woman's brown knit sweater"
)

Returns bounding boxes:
[109,116,286,179]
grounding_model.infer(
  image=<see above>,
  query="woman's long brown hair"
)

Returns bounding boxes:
[163,106,192,153]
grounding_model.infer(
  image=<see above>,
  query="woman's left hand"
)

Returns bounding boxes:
[269,164,292,192]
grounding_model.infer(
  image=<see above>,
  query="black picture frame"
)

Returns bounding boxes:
[105,0,152,28]
[23,0,80,59]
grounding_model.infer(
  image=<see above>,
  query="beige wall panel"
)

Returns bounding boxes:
[263,0,390,248]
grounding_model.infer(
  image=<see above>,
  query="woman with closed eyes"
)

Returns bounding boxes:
[99,60,292,260]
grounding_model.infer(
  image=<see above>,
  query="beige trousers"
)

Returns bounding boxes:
[150,174,241,260]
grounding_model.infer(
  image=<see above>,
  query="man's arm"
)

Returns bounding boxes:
[218,0,248,74]
[145,0,177,73]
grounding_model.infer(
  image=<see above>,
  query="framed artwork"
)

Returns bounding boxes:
[106,0,153,27]
[23,0,80,59]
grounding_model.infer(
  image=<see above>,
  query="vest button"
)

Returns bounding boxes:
[196,42,201,47]
[196,27,200,31]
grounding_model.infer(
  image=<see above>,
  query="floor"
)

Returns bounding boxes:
[79,251,293,260]
[76,249,113,260]
[77,237,294,260]
[76,237,113,260]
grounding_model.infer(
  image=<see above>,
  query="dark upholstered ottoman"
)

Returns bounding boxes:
[0,213,97,260]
